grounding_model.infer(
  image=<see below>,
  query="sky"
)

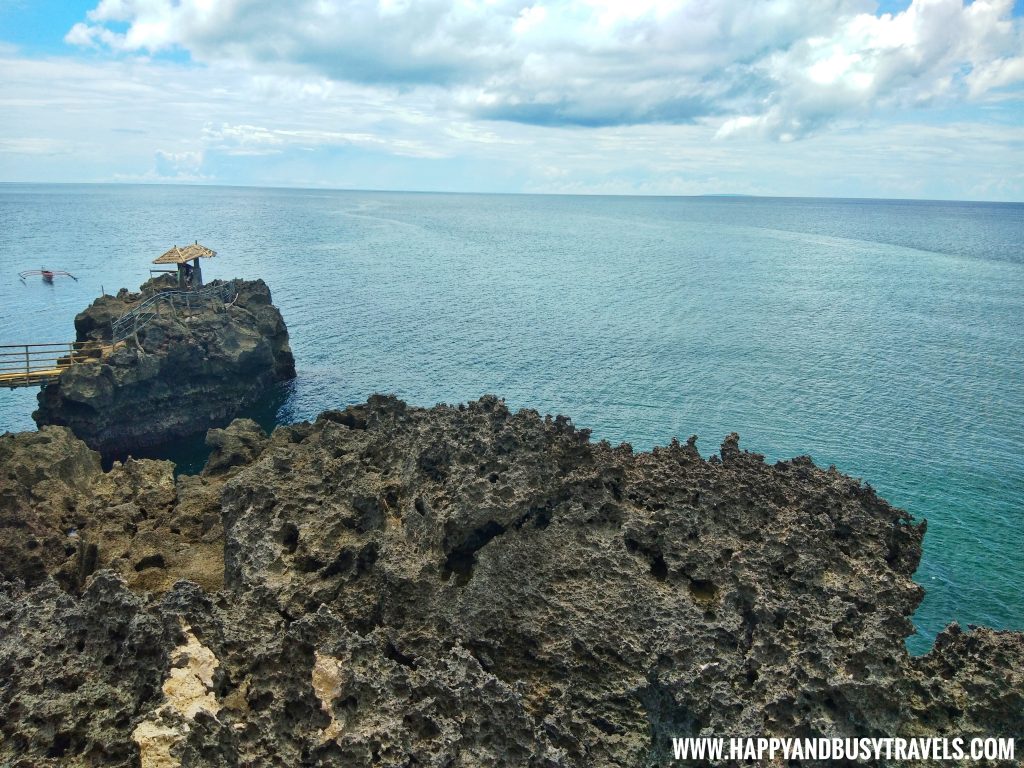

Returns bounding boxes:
[0,0,1022,200]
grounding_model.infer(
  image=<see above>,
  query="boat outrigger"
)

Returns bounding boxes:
[19,269,78,284]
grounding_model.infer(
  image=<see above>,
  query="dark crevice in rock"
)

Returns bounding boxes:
[355,543,379,576]
[650,554,668,581]
[641,679,701,750]
[352,495,385,533]
[624,537,668,582]
[591,716,623,736]
[133,554,166,572]
[322,550,354,579]
[514,500,556,531]
[248,690,275,712]
[443,520,506,583]
[350,600,385,636]
[279,523,299,554]
[296,555,326,573]
[76,542,99,589]
[443,497,562,583]
[46,731,77,758]
[688,579,718,603]
[319,409,368,430]
[384,641,418,669]
[418,443,451,481]
[465,642,496,673]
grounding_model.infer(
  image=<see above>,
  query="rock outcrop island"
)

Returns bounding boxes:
[32,276,295,458]
[1,395,1021,766]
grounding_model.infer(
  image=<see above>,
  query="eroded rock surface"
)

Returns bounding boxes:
[0,426,223,594]
[33,277,295,457]
[1,396,1021,766]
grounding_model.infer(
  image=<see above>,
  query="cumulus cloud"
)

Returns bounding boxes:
[719,0,1024,138]
[2,45,1021,197]
[154,149,204,178]
[62,0,1024,138]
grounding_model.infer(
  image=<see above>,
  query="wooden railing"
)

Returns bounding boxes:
[0,341,119,389]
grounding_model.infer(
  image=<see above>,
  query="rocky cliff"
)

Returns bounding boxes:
[1,397,1021,766]
[32,277,295,458]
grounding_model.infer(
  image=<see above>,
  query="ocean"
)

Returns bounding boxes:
[0,183,1021,654]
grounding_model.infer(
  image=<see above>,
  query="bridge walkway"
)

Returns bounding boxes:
[3,279,237,389]
[0,341,121,389]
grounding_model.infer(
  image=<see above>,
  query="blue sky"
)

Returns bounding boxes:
[1,0,1022,200]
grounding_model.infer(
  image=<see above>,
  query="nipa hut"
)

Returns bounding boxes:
[152,242,216,289]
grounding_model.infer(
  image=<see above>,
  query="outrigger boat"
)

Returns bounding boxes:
[19,269,78,284]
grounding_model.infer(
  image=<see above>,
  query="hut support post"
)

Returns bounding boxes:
[193,257,203,288]
[177,264,187,290]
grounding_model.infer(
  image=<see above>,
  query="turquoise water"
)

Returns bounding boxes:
[1,183,1021,654]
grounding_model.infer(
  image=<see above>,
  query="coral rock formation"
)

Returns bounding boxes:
[33,277,295,458]
[1,396,1021,766]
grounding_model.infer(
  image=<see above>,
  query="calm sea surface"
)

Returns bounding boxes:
[1,184,1021,653]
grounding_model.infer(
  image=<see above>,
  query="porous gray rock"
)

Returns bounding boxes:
[33,278,295,458]
[1,396,1021,767]
[203,418,268,477]
[0,426,102,588]
[0,426,223,595]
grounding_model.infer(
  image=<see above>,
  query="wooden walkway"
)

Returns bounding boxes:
[3,281,236,389]
[0,341,121,389]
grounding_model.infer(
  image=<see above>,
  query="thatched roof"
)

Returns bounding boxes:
[152,243,217,265]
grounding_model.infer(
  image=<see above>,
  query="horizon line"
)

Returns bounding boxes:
[0,180,1021,206]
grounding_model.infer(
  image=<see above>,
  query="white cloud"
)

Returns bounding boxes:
[968,56,1024,96]
[60,0,1024,137]
[718,0,1024,139]
[0,137,74,155]
[154,149,204,177]
[0,50,449,157]
[204,122,449,158]
[1,2,1022,198]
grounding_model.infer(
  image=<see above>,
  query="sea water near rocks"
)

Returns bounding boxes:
[0,183,1020,653]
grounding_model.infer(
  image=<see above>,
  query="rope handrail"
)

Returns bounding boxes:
[111,279,238,344]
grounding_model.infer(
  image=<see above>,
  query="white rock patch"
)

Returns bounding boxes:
[132,621,221,768]
[312,651,346,743]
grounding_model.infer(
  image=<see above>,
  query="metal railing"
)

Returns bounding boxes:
[0,341,117,389]
[0,281,238,389]
[111,279,238,344]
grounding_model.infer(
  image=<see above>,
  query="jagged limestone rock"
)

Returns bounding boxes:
[33,278,295,457]
[203,419,269,477]
[0,426,223,595]
[1,397,1021,766]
